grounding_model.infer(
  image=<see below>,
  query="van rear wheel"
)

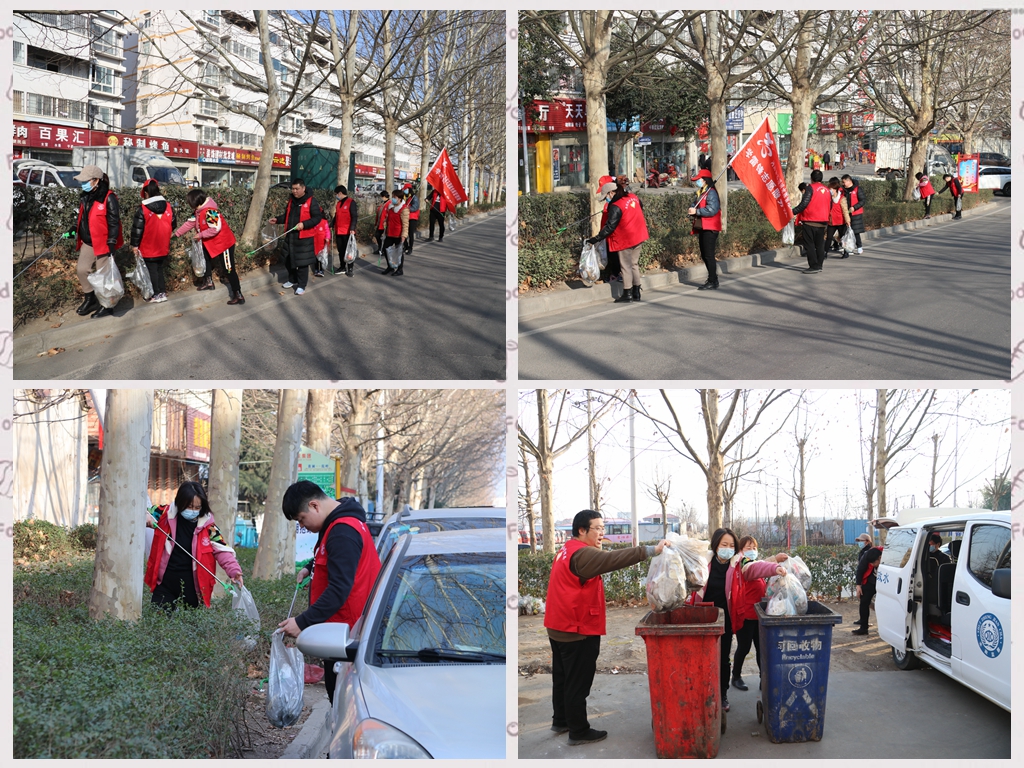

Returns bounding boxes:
[891,645,921,670]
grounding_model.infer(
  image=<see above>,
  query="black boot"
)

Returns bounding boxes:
[76,292,100,316]
[698,279,719,291]
[92,304,114,319]
[346,263,354,277]
[614,287,633,303]
[632,285,641,301]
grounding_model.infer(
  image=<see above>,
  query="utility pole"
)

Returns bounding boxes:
[586,392,598,511]
[629,392,637,546]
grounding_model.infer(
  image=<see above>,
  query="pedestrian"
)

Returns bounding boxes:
[729,536,790,693]
[144,481,244,610]
[381,187,409,276]
[790,169,831,274]
[267,178,325,295]
[586,177,649,303]
[68,164,123,319]
[841,174,865,254]
[826,177,851,257]
[543,509,669,746]
[823,150,831,171]
[129,179,174,304]
[277,481,381,706]
[915,172,936,218]
[374,190,389,254]
[687,168,722,290]
[403,183,420,254]
[938,173,964,219]
[852,538,882,635]
[426,184,448,243]
[175,189,245,305]
[331,184,357,277]
[595,175,621,283]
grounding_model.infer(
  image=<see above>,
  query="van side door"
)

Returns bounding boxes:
[875,527,919,652]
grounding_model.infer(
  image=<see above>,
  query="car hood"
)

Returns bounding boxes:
[358,662,505,758]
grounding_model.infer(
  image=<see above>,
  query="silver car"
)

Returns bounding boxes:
[297,527,506,758]
[374,507,507,560]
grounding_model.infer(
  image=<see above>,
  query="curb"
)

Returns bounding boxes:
[518,203,997,321]
[280,698,331,760]
[13,208,502,365]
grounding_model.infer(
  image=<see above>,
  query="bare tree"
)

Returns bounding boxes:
[210,389,243,597]
[874,389,938,520]
[305,390,336,457]
[644,467,672,538]
[519,443,538,552]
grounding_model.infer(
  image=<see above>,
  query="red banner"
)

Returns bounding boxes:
[426,147,467,208]
[817,113,837,133]
[518,99,587,133]
[729,118,793,231]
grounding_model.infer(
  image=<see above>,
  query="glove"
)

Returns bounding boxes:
[586,236,599,245]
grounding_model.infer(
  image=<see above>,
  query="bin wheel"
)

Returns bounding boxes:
[756,700,763,724]
[721,708,727,734]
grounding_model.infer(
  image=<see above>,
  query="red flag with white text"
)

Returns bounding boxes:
[426,147,467,209]
[728,118,793,231]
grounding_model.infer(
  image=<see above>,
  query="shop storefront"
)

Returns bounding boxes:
[198,145,291,188]
[14,120,92,165]
[518,98,588,192]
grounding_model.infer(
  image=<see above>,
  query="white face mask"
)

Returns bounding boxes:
[745,550,758,560]
[180,508,200,521]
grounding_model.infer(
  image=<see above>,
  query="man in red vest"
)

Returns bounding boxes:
[790,169,831,273]
[268,178,325,294]
[544,510,668,745]
[938,173,964,220]
[278,481,381,705]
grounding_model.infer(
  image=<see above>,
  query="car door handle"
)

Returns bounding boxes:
[897,577,902,594]
[956,591,970,606]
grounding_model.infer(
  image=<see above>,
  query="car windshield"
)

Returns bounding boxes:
[374,551,505,665]
[57,170,78,187]
[379,517,505,555]
[150,166,186,185]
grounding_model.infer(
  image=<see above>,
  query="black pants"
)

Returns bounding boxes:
[144,255,169,295]
[428,208,446,240]
[802,224,827,269]
[323,659,337,705]
[698,229,719,283]
[826,223,847,251]
[858,581,876,627]
[953,195,962,217]
[606,249,621,278]
[405,218,418,252]
[733,618,761,678]
[923,194,933,216]
[549,636,601,738]
[375,228,384,253]
[204,245,242,295]
[152,575,200,609]
[850,216,863,247]
[335,233,352,271]
[382,235,403,270]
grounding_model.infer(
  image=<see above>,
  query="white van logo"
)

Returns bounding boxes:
[976,613,1003,658]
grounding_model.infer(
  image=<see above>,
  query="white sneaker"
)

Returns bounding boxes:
[856,247,863,254]
[295,287,305,295]
[282,281,295,288]
[152,293,168,303]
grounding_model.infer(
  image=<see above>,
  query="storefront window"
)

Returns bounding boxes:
[554,142,587,188]
[201,168,229,188]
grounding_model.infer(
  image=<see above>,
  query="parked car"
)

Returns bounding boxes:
[374,507,507,559]
[977,151,1010,168]
[978,166,1011,197]
[15,160,80,188]
[872,509,1009,711]
[297,527,506,758]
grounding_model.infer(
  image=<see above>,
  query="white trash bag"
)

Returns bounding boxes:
[344,235,358,263]
[841,227,856,254]
[780,554,813,592]
[578,242,600,286]
[261,223,280,244]
[127,253,154,300]
[316,242,330,271]
[781,219,795,245]
[765,572,808,616]
[267,629,305,728]
[87,255,125,309]
[188,239,206,277]
[446,213,457,232]
[912,186,921,201]
[231,585,261,629]
[385,244,403,269]
[595,239,608,270]
[674,535,710,592]
[645,538,688,612]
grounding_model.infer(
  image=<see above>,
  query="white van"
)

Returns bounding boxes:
[873,509,1010,711]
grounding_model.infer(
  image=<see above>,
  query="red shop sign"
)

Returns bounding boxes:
[13,120,90,150]
[91,130,198,158]
[519,99,587,133]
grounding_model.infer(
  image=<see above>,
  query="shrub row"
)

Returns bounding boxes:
[517,182,994,288]
[13,519,98,564]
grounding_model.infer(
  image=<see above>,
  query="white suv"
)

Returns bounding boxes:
[873,509,1010,711]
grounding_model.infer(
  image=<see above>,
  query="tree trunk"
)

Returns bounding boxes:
[536,389,556,553]
[928,433,940,506]
[242,11,283,244]
[329,10,359,188]
[661,499,668,539]
[210,389,243,598]
[875,389,889,520]
[253,389,307,580]
[586,393,598,510]
[703,13,730,231]
[341,390,372,493]
[582,13,613,233]
[520,443,538,552]
[384,116,399,195]
[305,389,335,457]
[703,389,724,533]
[784,18,816,199]
[797,438,807,546]
[88,390,153,622]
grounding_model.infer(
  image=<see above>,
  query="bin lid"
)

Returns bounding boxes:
[636,605,724,637]
[755,600,843,626]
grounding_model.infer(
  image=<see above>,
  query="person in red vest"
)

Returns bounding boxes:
[268,178,325,293]
[68,164,124,318]
[915,171,937,219]
[790,169,831,273]
[840,174,865,253]
[129,179,175,303]
[938,173,964,220]
[587,179,649,303]
[826,177,851,257]
[594,175,621,283]
[381,188,410,276]
[278,481,382,705]
[144,481,244,610]
[374,190,390,254]
[544,510,668,746]
[688,168,722,290]
[332,184,358,277]
[175,189,245,305]
[403,183,420,254]
[425,184,449,243]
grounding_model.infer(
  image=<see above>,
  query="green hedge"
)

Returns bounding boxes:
[518,543,861,603]
[517,182,995,288]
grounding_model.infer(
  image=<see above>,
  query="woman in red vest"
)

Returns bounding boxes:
[68,164,124,318]
[826,177,851,257]
[144,481,244,609]
[915,171,937,218]
[129,179,175,303]
[587,179,649,303]
[381,188,410,276]
[278,481,381,705]
[426,184,449,243]
[174,189,245,305]
[688,168,723,290]
[791,169,831,273]
[374,190,390,254]
[403,183,420,254]
[332,184,358,277]
[840,174,865,253]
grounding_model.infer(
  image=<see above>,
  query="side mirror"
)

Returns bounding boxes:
[297,622,358,661]
[991,568,1010,600]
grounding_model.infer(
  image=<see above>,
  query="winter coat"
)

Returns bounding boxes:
[130,195,176,253]
[843,180,866,234]
[692,553,784,631]
[74,183,121,251]
[279,193,325,268]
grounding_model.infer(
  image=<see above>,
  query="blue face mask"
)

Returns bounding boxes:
[81,181,93,192]
[718,547,734,560]
[929,545,937,553]
[180,508,200,521]
[695,178,705,188]
[858,540,867,548]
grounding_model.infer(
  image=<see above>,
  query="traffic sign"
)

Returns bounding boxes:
[637,136,652,145]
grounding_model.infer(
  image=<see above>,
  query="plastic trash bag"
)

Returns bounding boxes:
[385,244,403,269]
[765,572,808,616]
[782,219,795,245]
[261,223,280,244]
[912,187,921,201]
[267,630,305,728]
[344,234,358,263]
[87,255,124,309]
[231,585,261,630]
[646,540,688,612]
[578,242,600,286]
[674,535,710,592]
[189,239,206,277]
[316,242,330,271]
[781,554,813,592]
[446,213,457,232]
[595,239,608,270]
[127,254,154,300]
[841,227,856,254]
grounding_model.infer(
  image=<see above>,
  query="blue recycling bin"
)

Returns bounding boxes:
[754,600,842,743]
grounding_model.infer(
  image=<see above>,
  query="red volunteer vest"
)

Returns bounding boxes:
[828,194,845,226]
[847,185,862,216]
[731,564,768,625]
[544,538,606,636]
[76,191,124,256]
[334,198,353,235]
[606,194,649,252]
[139,204,173,258]
[802,182,831,222]
[196,204,236,255]
[143,510,219,607]
[376,203,388,230]
[691,189,722,233]
[309,516,382,626]
[385,201,406,238]
[919,177,936,197]
[285,197,317,239]
[431,191,448,213]
[949,177,963,196]
[408,195,420,221]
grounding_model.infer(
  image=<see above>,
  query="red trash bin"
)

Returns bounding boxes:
[635,604,724,759]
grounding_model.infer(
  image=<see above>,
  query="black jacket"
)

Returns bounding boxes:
[592,189,643,243]
[295,497,369,631]
[330,197,358,234]
[129,196,176,251]
[842,180,866,234]
[938,178,963,197]
[855,546,881,587]
[74,184,120,249]
[280,192,325,267]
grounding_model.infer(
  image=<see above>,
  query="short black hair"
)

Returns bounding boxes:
[174,481,210,518]
[942,173,952,179]
[711,527,738,553]
[282,480,331,521]
[841,174,853,182]
[292,178,306,187]
[335,185,348,195]
[928,532,943,546]
[798,182,807,192]
[810,169,823,183]
[380,191,390,198]
[572,510,601,537]
[392,188,403,196]
[865,547,882,563]
[185,189,208,209]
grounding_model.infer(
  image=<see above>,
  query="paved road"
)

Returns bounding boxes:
[15,213,505,381]
[520,200,1010,380]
